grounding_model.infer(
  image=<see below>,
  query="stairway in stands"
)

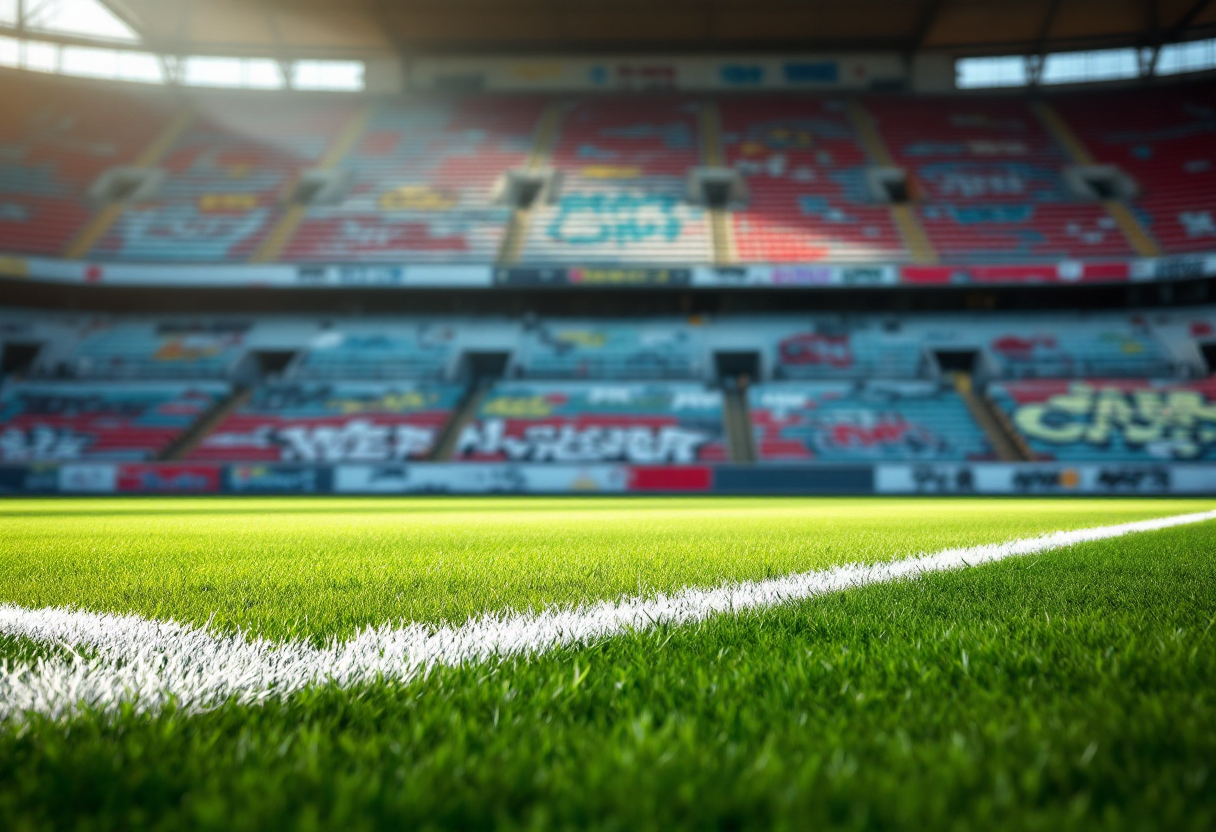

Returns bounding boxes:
[428,380,491,461]
[721,378,757,464]
[158,387,252,461]
[951,373,1030,462]
[497,103,566,266]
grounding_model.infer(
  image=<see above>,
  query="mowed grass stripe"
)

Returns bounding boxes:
[3,509,1213,722]
[3,519,1215,830]
[2,497,1214,640]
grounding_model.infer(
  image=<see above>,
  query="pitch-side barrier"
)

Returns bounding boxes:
[2,462,1215,496]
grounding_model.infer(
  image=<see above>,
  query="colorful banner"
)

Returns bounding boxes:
[4,253,1213,290]
[4,461,1214,496]
[333,463,629,494]
[875,463,1216,495]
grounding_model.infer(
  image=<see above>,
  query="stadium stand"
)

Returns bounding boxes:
[455,381,728,463]
[749,381,993,461]
[1,306,1214,469]
[187,381,463,462]
[769,321,929,380]
[0,76,172,256]
[2,75,1215,267]
[283,97,547,263]
[0,380,229,461]
[518,97,712,264]
[516,320,702,380]
[88,98,363,262]
[865,97,1135,262]
[978,316,1175,379]
[989,378,1216,462]
[720,96,908,263]
[1054,85,1216,255]
[58,321,249,380]
[295,323,458,381]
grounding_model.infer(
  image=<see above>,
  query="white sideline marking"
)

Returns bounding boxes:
[2,509,1214,721]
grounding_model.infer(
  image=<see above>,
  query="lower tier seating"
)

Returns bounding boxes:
[517,320,701,380]
[295,325,457,381]
[455,381,728,463]
[187,382,464,462]
[982,318,1175,379]
[769,322,929,380]
[990,378,1216,462]
[61,321,248,380]
[748,381,993,462]
[0,381,228,462]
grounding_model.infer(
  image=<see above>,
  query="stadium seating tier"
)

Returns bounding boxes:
[188,381,463,462]
[991,377,1216,462]
[457,381,728,463]
[0,380,228,462]
[749,381,993,461]
[3,78,1215,266]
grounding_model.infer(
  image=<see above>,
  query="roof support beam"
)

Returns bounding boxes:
[1143,0,1212,78]
[1165,0,1214,40]
[1028,0,1066,85]
[910,0,946,51]
[1032,0,1066,55]
[373,0,411,61]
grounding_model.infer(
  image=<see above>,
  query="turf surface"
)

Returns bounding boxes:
[1,497,1215,830]
[1,497,1212,640]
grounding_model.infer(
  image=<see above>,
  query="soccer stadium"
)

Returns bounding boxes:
[2,0,1216,827]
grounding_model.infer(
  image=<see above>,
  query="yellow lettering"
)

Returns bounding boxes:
[580,166,642,179]
[1015,404,1085,444]
[482,396,553,418]
[379,186,456,212]
[198,193,258,212]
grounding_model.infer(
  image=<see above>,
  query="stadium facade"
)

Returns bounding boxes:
[2,0,1215,496]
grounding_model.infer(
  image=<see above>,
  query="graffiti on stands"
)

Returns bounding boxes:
[204,420,437,462]
[1013,383,1216,459]
[0,427,91,461]
[457,419,710,463]
[547,193,684,247]
[113,207,269,260]
[778,333,853,369]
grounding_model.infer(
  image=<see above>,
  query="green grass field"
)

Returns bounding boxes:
[2,497,1215,830]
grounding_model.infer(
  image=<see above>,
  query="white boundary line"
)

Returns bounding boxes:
[2,509,1215,721]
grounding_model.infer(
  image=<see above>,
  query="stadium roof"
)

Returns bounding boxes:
[20,0,1216,58]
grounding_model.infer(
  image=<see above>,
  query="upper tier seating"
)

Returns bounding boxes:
[720,97,908,263]
[748,381,992,461]
[456,381,727,463]
[517,320,701,380]
[866,97,1134,261]
[981,317,1174,379]
[3,76,1215,267]
[0,380,227,461]
[1055,85,1216,254]
[90,98,361,262]
[61,321,248,380]
[520,97,711,264]
[0,76,171,256]
[187,381,463,462]
[769,321,929,380]
[989,378,1216,461]
[284,97,546,263]
[296,323,457,380]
